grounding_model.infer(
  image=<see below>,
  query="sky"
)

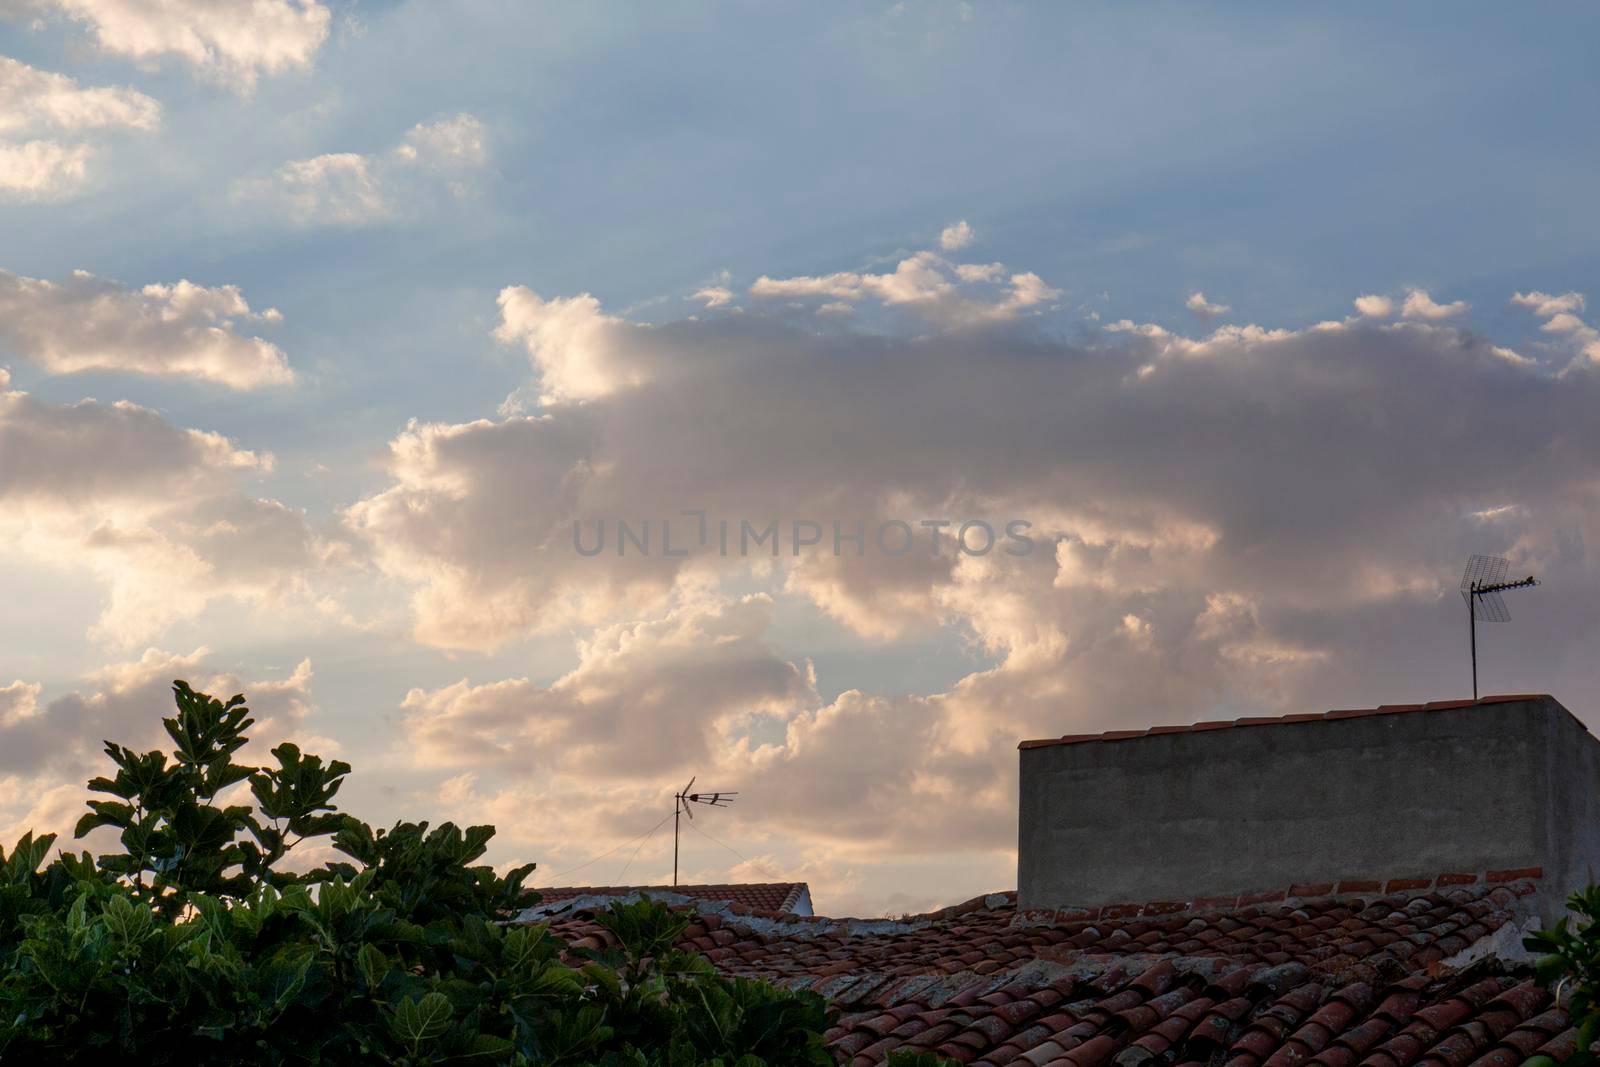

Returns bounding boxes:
[1,1,1598,916]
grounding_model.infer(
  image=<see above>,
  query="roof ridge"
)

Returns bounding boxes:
[1018,693,1559,750]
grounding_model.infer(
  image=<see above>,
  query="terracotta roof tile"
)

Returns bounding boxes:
[531,880,809,913]
[526,875,1562,1067]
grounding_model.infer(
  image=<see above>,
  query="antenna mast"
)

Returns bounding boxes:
[1459,555,1540,700]
[672,778,737,886]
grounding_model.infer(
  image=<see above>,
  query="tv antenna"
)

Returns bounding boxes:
[1460,555,1540,700]
[672,777,737,886]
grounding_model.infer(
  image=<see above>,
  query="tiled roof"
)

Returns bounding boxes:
[1019,695,1559,750]
[532,881,809,914]
[531,877,1580,1067]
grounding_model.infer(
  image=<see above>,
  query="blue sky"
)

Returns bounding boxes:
[2,1,1598,914]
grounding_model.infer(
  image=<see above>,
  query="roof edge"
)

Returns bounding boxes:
[1019,693,1561,750]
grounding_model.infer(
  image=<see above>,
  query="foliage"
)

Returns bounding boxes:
[1525,885,1600,1067]
[884,1053,961,1067]
[0,681,835,1065]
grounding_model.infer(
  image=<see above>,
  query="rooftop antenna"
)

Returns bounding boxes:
[673,777,737,886]
[1460,555,1540,700]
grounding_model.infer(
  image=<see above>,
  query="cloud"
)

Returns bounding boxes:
[0,650,324,847]
[1353,294,1394,318]
[0,384,320,644]
[938,219,974,251]
[0,139,92,200]
[1185,290,1230,318]
[1513,289,1600,367]
[1400,288,1468,320]
[0,56,160,199]
[394,113,487,168]
[0,269,293,388]
[1512,291,1585,318]
[693,286,734,309]
[750,247,1059,325]
[0,55,160,135]
[23,0,331,92]
[393,589,1020,897]
[401,591,814,779]
[235,114,489,226]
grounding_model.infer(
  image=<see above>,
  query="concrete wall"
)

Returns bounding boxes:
[1017,697,1600,921]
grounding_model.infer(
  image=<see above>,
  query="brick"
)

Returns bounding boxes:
[1384,878,1433,892]
[1140,900,1187,916]
[1238,888,1288,905]
[1485,866,1542,883]
[1335,879,1383,893]
[1435,872,1479,886]
[1288,883,1336,898]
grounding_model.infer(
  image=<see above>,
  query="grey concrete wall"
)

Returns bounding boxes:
[1017,697,1599,920]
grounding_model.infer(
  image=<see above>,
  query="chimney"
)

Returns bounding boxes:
[1017,695,1600,922]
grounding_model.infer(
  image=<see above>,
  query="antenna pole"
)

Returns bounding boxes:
[673,796,680,887]
[1469,582,1478,700]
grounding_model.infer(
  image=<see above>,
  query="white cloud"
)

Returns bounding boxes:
[750,247,1059,325]
[693,286,734,308]
[235,114,489,226]
[25,0,331,92]
[1512,288,1600,367]
[938,219,974,251]
[401,592,814,778]
[1185,290,1230,318]
[395,113,487,168]
[1512,290,1585,318]
[1353,294,1394,318]
[0,139,92,200]
[0,385,320,644]
[0,268,293,388]
[244,152,388,225]
[0,56,160,135]
[0,57,159,200]
[1400,288,1468,320]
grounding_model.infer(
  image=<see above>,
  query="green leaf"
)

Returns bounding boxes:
[357,942,392,991]
[392,991,453,1051]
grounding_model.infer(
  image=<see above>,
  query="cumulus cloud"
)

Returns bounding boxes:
[401,591,814,779]
[1400,287,1468,320]
[1513,290,1585,318]
[0,268,293,388]
[750,247,1059,325]
[1185,290,1230,318]
[938,219,974,251]
[0,139,92,200]
[395,589,1020,906]
[353,255,1600,676]
[1353,294,1394,318]
[0,55,159,135]
[0,384,319,644]
[22,0,331,92]
[235,114,489,226]
[0,56,158,200]
[1512,289,1600,367]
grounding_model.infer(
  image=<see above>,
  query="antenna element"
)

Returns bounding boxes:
[1459,555,1540,699]
[673,778,738,886]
